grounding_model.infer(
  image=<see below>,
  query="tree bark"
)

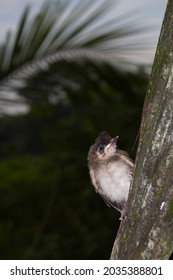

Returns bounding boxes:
[111,0,173,260]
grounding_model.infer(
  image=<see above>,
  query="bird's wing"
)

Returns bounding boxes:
[117,149,134,168]
[99,194,122,212]
[89,168,99,193]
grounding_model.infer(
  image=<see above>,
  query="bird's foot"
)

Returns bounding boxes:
[119,203,128,221]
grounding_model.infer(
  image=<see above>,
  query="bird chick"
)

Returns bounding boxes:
[87,131,134,220]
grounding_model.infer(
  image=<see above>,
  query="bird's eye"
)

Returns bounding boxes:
[98,145,105,154]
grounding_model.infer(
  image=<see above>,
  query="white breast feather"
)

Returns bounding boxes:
[96,161,131,203]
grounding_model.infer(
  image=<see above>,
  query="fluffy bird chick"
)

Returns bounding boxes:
[87,131,134,220]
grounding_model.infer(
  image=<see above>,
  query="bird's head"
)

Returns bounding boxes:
[88,131,119,163]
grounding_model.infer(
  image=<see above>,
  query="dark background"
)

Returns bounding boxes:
[0,62,148,259]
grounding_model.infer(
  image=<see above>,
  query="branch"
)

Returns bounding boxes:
[111,0,173,259]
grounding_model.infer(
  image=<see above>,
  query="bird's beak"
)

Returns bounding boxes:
[104,136,118,153]
[111,136,119,144]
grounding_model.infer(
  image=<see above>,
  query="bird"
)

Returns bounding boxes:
[87,131,134,220]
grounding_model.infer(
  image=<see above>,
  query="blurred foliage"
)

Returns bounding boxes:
[0,0,152,259]
[0,0,147,79]
[0,0,150,113]
[0,65,148,259]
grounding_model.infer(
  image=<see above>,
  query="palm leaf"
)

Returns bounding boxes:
[0,0,151,113]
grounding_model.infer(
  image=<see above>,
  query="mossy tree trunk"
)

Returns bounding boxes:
[111,0,173,260]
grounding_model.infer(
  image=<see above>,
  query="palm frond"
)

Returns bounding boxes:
[0,0,151,114]
[0,0,150,78]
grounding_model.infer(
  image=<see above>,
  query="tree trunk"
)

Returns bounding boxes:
[111,0,173,260]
